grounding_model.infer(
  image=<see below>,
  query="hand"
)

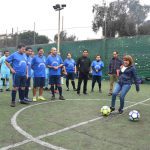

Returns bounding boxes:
[96,70,98,72]
[53,66,58,70]
[26,74,28,80]
[11,68,16,74]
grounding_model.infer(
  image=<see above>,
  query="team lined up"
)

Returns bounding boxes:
[1,44,140,114]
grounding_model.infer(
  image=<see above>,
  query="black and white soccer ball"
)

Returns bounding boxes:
[129,110,140,121]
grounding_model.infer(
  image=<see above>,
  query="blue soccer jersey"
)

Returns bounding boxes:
[91,60,104,76]
[0,56,10,75]
[46,54,63,76]
[31,55,46,77]
[24,54,32,77]
[6,52,27,76]
[64,58,76,73]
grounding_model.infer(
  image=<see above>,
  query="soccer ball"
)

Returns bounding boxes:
[129,110,140,121]
[100,106,111,116]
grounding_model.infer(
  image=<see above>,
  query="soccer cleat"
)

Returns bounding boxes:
[59,96,65,100]
[32,97,37,102]
[44,87,49,91]
[118,108,124,114]
[10,101,16,107]
[20,100,29,104]
[38,96,46,101]
[110,107,115,112]
[51,95,55,100]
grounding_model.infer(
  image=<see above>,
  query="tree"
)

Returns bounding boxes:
[138,20,150,35]
[92,0,150,37]
[18,31,49,45]
[54,31,76,42]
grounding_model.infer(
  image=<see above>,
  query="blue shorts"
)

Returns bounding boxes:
[12,74,26,87]
[26,77,31,87]
[33,77,45,88]
[49,75,61,85]
[1,73,10,79]
[66,72,75,80]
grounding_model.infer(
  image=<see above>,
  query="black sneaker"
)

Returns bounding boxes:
[77,91,80,95]
[0,89,3,92]
[118,108,124,114]
[59,96,65,100]
[51,95,55,100]
[6,88,11,91]
[10,101,16,107]
[44,87,49,91]
[110,107,115,112]
[66,88,69,91]
[20,100,30,104]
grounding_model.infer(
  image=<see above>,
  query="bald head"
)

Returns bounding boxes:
[51,47,57,56]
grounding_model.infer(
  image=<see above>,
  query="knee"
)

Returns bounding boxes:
[112,92,117,97]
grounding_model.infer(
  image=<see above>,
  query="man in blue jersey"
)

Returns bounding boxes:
[0,50,10,92]
[64,53,77,91]
[18,47,33,101]
[31,47,46,101]
[46,47,65,100]
[5,44,29,107]
[91,54,104,93]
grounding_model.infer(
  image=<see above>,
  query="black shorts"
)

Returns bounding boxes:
[26,77,31,87]
[66,72,75,80]
[12,74,26,87]
[49,75,61,85]
[33,77,45,88]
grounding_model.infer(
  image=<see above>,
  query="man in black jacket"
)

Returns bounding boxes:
[108,51,123,96]
[76,50,91,95]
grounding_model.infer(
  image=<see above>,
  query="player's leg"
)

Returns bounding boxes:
[56,75,65,100]
[77,73,83,95]
[50,76,55,100]
[108,74,114,96]
[5,73,10,91]
[33,77,38,101]
[97,76,102,93]
[70,73,76,91]
[0,77,5,92]
[24,77,31,101]
[38,77,46,101]
[110,83,121,111]
[83,74,88,94]
[119,84,131,114]
[66,74,69,91]
[91,75,96,92]
[10,74,20,107]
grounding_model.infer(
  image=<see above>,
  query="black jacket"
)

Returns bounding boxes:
[76,56,91,74]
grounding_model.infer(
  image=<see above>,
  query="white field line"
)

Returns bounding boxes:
[1,97,150,150]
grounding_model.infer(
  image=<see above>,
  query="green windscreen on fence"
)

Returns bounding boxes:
[1,35,150,79]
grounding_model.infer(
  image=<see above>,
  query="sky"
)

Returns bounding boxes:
[0,0,150,42]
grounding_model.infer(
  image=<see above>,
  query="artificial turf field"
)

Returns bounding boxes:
[0,79,150,150]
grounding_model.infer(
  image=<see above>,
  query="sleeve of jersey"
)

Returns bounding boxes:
[5,54,13,63]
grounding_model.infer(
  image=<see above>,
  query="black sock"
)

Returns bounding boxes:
[25,87,29,98]
[51,85,55,96]
[58,86,62,96]
[71,81,75,89]
[11,90,17,102]
[18,88,21,100]
[66,80,69,88]
[20,89,25,101]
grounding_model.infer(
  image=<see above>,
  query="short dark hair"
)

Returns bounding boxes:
[4,50,9,54]
[67,52,72,56]
[37,47,43,52]
[95,54,101,58]
[26,47,32,51]
[83,49,88,53]
[17,44,25,49]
